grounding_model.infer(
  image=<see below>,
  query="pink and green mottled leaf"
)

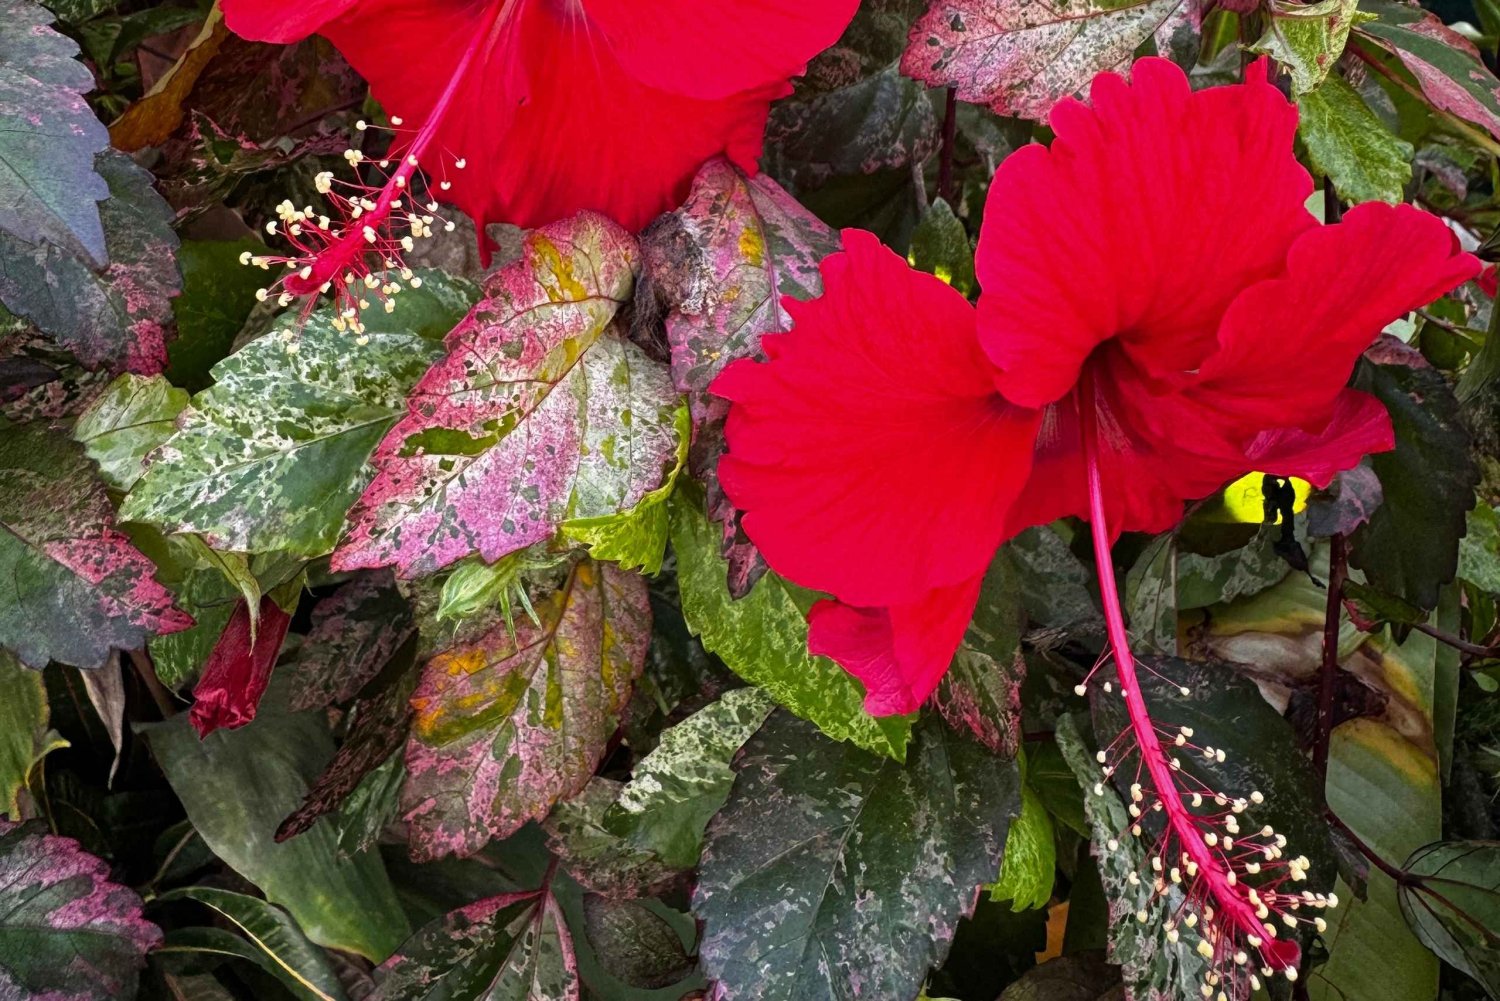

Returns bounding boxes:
[121,273,473,557]
[0,0,109,267]
[0,151,181,374]
[334,213,680,581]
[285,571,415,712]
[400,560,649,861]
[900,0,1185,121]
[1354,0,1500,142]
[694,713,1017,1000]
[370,891,578,1001]
[936,552,1026,757]
[0,819,161,1000]
[0,421,191,669]
[638,158,839,596]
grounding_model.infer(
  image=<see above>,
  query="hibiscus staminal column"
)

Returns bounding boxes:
[1077,374,1336,998]
[242,0,516,332]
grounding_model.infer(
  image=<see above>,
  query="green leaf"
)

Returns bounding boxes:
[141,691,408,961]
[907,198,976,298]
[1005,526,1103,643]
[0,819,161,1000]
[996,953,1121,1001]
[401,560,649,860]
[0,0,108,265]
[368,892,576,1001]
[74,373,189,492]
[1350,361,1478,610]
[121,272,472,556]
[989,750,1057,912]
[1298,73,1413,205]
[694,713,1018,1000]
[0,421,191,669]
[561,403,690,574]
[580,896,695,991]
[168,239,275,393]
[1253,0,1374,95]
[0,652,63,817]
[602,686,775,868]
[544,780,681,898]
[1459,504,1500,594]
[1399,841,1500,996]
[668,486,911,760]
[0,150,181,373]
[157,887,348,1001]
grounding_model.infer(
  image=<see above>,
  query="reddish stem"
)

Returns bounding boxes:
[1079,376,1300,974]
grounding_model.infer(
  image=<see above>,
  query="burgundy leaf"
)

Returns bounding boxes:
[286,571,414,712]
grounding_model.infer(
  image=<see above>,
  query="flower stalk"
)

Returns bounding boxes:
[1077,375,1335,998]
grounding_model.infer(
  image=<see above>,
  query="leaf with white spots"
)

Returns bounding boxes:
[334,213,681,580]
[694,713,1018,1000]
[0,819,161,1000]
[900,0,1185,121]
[0,421,191,669]
[400,560,649,861]
[120,272,473,556]
[74,372,189,492]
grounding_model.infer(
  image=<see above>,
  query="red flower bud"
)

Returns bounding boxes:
[189,597,293,738]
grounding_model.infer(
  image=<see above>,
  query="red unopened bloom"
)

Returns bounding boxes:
[222,0,857,282]
[189,597,293,738]
[716,57,1475,987]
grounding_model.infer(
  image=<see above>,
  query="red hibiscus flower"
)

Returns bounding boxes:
[715,58,1475,987]
[222,0,857,308]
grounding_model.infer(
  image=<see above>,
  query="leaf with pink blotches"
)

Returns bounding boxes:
[0,819,162,1000]
[899,0,1185,121]
[334,213,681,580]
[0,421,191,670]
[285,571,415,713]
[638,158,839,596]
[400,560,649,861]
[0,151,181,375]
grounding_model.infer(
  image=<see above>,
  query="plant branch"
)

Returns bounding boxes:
[937,87,957,206]
[1325,809,1411,886]
[1314,534,1347,779]
[1415,622,1500,659]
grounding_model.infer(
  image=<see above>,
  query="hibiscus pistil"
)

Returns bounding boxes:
[1077,372,1334,995]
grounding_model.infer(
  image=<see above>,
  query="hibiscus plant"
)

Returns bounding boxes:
[2,0,1500,999]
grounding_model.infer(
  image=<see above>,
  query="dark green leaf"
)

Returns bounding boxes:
[168,239,277,393]
[694,713,1018,1000]
[1399,840,1500,996]
[0,0,108,265]
[580,896,694,991]
[908,198,976,297]
[937,549,1026,755]
[141,692,408,961]
[157,887,348,1001]
[1350,361,1478,609]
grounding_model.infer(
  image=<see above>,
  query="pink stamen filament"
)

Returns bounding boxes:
[276,0,518,301]
[1078,372,1304,981]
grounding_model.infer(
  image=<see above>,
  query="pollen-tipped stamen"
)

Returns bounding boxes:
[1076,375,1333,996]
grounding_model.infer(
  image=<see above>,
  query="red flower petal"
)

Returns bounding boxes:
[975,57,1313,408]
[583,0,859,100]
[807,573,986,716]
[222,0,856,237]
[221,0,359,42]
[1244,389,1394,488]
[714,229,1037,610]
[1190,201,1479,433]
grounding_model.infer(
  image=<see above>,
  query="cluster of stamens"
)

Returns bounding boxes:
[239,117,462,340]
[1077,664,1338,1000]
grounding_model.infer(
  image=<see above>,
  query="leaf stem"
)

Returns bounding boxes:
[937,87,957,206]
[1414,622,1500,659]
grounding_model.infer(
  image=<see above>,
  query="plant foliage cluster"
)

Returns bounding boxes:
[1,0,1499,1000]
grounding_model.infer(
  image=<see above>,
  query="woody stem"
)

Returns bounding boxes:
[1078,376,1283,965]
